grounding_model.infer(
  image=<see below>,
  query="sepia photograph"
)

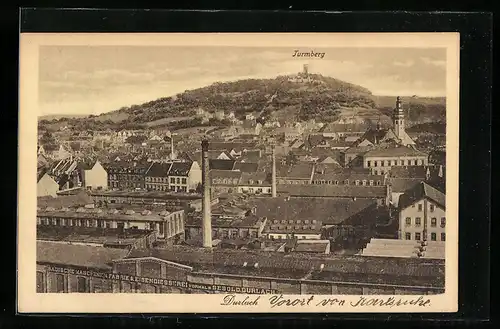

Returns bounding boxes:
[18,32,459,313]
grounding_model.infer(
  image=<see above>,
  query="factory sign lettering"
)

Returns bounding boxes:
[46,266,277,294]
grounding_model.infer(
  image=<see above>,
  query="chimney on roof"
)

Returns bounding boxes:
[201,138,213,249]
[271,144,277,197]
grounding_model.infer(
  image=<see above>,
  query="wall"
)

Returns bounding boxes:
[37,261,444,295]
[186,226,260,240]
[267,233,321,240]
[188,162,202,191]
[237,186,272,194]
[399,198,446,241]
[37,174,59,197]
[363,155,429,175]
[84,161,108,190]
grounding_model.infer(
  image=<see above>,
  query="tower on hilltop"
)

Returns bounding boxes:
[303,64,309,76]
[393,96,406,139]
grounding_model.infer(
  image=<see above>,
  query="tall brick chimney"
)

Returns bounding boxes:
[271,145,277,197]
[201,138,212,248]
[170,134,175,160]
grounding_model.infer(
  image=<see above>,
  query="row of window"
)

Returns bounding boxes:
[109,181,144,188]
[108,174,144,181]
[211,228,258,239]
[405,232,446,241]
[313,179,382,186]
[405,217,446,227]
[37,215,184,237]
[239,187,267,194]
[40,273,114,293]
[270,235,311,240]
[366,159,426,167]
[413,203,438,212]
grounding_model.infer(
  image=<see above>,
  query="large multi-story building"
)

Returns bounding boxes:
[145,162,171,191]
[36,242,445,294]
[36,206,185,241]
[362,147,429,175]
[107,161,152,189]
[398,182,446,242]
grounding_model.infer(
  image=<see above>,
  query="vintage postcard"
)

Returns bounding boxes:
[18,32,459,313]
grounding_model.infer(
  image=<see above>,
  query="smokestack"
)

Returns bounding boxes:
[201,138,212,248]
[170,134,175,160]
[271,145,277,197]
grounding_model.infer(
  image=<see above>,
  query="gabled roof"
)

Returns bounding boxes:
[37,241,129,270]
[146,162,172,177]
[398,181,446,210]
[364,146,427,157]
[250,197,377,226]
[389,166,427,179]
[37,168,49,183]
[276,163,314,179]
[354,128,393,146]
[209,169,243,181]
[209,159,236,171]
[233,161,259,173]
[168,162,192,176]
[240,172,271,185]
[388,178,423,193]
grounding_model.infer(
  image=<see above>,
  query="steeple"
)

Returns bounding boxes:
[393,96,405,139]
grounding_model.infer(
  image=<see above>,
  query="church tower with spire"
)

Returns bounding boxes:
[393,96,406,140]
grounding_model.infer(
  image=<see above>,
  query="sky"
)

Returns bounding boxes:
[38,46,447,116]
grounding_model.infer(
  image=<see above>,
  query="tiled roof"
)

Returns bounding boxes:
[398,181,446,210]
[209,169,243,181]
[209,142,257,152]
[389,166,427,178]
[168,162,192,176]
[38,192,93,208]
[209,159,236,171]
[277,184,387,199]
[363,146,427,157]
[249,197,377,226]
[264,218,322,234]
[233,161,259,173]
[90,190,201,200]
[343,146,374,155]
[124,246,444,285]
[37,168,48,183]
[354,128,393,146]
[276,163,314,179]
[308,134,328,148]
[37,240,129,270]
[37,207,179,223]
[312,171,386,184]
[146,162,172,177]
[37,225,153,245]
[240,172,271,185]
[295,241,329,253]
[186,214,262,228]
[388,178,423,193]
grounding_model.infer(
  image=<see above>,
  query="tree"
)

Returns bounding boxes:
[40,131,56,145]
